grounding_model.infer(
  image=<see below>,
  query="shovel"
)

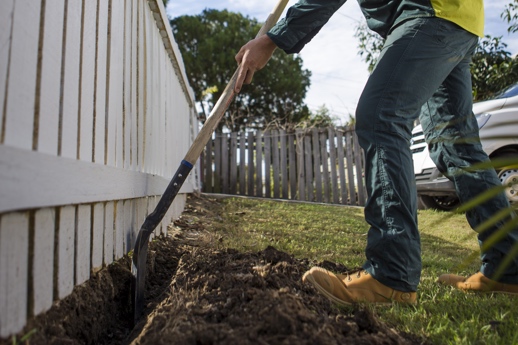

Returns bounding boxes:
[131,0,290,324]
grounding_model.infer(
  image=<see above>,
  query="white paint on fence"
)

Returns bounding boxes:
[0,213,29,338]
[37,0,65,155]
[33,208,56,316]
[57,206,75,299]
[3,0,41,149]
[75,205,91,285]
[92,203,105,271]
[60,0,82,159]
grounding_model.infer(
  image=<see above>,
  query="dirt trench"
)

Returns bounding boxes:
[1,195,426,345]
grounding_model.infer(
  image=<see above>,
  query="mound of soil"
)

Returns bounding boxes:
[1,195,425,345]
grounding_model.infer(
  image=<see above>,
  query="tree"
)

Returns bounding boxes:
[170,9,312,132]
[471,35,518,101]
[502,1,518,33]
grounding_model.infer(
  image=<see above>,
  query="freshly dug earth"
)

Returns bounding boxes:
[2,195,426,345]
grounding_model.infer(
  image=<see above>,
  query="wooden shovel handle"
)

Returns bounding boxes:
[183,0,289,164]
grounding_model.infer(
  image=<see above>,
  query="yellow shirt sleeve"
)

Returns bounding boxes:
[431,0,485,37]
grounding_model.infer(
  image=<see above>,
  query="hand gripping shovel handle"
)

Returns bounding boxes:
[132,0,290,323]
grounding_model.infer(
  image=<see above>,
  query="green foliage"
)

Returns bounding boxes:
[501,1,518,33]
[471,35,518,101]
[354,22,384,73]
[170,9,312,131]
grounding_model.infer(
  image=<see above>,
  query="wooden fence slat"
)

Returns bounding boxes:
[204,140,213,193]
[0,0,16,140]
[312,129,322,202]
[104,202,114,266]
[114,200,124,260]
[345,130,356,205]
[328,128,339,204]
[131,0,138,170]
[75,205,91,285]
[61,0,82,159]
[37,0,65,155]
[94,0,109,164]
[92,203,104,271]
[123,199,133,253]
[280,130,288,199]
[239,134,246,195]
[3,0,41,150]
[57,206,75,299]
[112,0,126,168]
[255,130,263,197]
[214,134,222,193]
[247,132,255,196]
[272,130,280,199]
[296,130,305,201]
[137,0,146,170]
[320,130,330,203]
[353,133,366,206]
[230,133,238,194]
[123,0,132,170]
[0,213,29,337]
[288,132,297,200]
[304,134,313,202]
[221,134,229,193]
[336,131,347,204]
[33,209,55,316]
[264,131,271,198]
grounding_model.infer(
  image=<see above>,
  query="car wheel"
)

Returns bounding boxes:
[497,165,518,205]
[418,195,460,211]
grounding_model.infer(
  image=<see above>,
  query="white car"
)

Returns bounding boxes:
[411,83,518,211]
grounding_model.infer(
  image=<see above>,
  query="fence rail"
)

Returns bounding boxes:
[202,127,366,206]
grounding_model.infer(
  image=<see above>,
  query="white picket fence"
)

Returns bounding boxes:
[0,0,199,337]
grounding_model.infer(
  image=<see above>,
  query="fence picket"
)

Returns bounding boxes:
[320,130,330,203]
[272,130,280,199]
[230,133,238,194]
[288,132,296,199]
[264,131,271,198]
[221,134,229,194]
[255,131,263,198]
[312,129,322,202]
[239,134,246,195]
[335,131,348,205]
[247,132,255,196]
[328,128,339,204]
[280,131,288,199]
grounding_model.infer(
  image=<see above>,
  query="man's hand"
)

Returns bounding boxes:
[234,35,277,93]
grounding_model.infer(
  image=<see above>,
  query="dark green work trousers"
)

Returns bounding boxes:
[355,17,518,292]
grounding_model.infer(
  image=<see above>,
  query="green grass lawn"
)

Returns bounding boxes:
[202,196,518,345]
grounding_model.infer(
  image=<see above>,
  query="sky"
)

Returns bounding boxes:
[166,0,518,124]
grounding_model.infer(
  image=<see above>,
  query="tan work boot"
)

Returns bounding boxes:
[302,267,417,306]
[438,272,518,295]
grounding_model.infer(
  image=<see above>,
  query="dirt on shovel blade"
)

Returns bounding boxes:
[1,195,426,345]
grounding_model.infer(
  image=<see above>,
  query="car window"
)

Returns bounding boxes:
[494,83,518,99]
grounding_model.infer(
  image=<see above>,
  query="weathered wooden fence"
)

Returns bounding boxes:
[202,127,366,206]
[0,0,198,337]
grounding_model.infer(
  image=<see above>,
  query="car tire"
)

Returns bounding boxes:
[418,195,460,211]
[495,154,518,206]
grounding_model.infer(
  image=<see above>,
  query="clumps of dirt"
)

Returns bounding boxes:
[128,245,418,345]
[1,195,426,345]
